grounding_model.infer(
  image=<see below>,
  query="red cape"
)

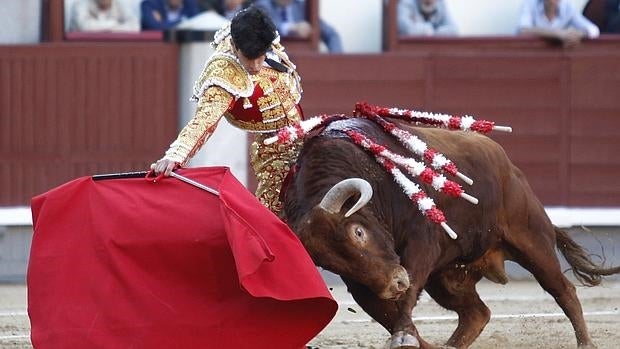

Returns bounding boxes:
[28,167,337,349]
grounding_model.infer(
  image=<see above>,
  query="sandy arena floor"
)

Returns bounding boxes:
[2,280,619,349]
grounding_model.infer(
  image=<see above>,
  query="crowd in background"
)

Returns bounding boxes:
[67,0,343,52]
[397,0,620,46]
[67,0,620,51]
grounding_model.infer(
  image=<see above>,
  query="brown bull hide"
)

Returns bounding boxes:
[283,118,620,349]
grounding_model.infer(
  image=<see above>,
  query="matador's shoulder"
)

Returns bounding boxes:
[191,33,253,101]
[203,54,254,97]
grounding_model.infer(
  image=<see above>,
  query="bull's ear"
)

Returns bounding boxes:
[319,178,373,216]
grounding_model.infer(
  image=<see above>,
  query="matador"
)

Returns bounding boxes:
[152,8,304,216]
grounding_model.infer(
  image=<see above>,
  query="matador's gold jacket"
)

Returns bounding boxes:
[162,24,304,166]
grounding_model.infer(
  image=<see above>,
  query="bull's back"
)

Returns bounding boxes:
[406,124,552,244]
[297,118,542,247]
[318,118,517,211]
[400,124,512,176]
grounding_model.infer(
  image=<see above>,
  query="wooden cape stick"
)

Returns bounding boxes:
[92,171,220,196]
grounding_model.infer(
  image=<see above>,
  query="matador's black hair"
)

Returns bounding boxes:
[231,6,277,59]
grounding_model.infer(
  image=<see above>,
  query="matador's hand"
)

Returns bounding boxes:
[150,158,179,176]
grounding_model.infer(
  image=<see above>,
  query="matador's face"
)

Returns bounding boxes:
[232,43,266,75]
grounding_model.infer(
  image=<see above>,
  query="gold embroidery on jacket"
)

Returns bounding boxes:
[222,67,302,132]
[257,76,274,94]
[202,56,253,98]
[164,86,233,165]
[257,94,280,112]
[262,106,286,122]
[251,133,304,217]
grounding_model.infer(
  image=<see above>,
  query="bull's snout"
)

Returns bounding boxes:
[392,267,410,293]
[380,266,410,300]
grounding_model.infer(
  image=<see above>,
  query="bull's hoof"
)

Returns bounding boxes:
[386,330,420,349]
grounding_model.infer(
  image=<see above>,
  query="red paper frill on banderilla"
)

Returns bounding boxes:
[28,167,337,349]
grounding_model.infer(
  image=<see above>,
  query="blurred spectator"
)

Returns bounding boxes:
[141,0,199,30]
[518,0,600,47]
[397,0,457,36]
[582,0,620,33]
[606,0,620,32]
[582,0,608,31]
[255,0,343,53]
[69,0,139,32]
[198,0,253,20]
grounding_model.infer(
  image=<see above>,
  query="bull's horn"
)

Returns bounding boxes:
[318,178,373,218]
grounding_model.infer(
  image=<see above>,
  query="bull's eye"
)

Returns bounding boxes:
[349,225,367,245]
[355,227,364,238]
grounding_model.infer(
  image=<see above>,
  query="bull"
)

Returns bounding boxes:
[283,117,620,349]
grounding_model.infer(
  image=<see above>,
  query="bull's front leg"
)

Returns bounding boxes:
[342,277,437,349]
[386,238,447,349]
[388,284,428,349]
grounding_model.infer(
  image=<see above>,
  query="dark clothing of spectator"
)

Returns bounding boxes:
[141,0,199,30]
[582,0,620,32]
[198,0,253,19]
[604,0,620,32]
[255,0,343,53]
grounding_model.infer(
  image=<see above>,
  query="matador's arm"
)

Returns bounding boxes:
[162,86,234,166]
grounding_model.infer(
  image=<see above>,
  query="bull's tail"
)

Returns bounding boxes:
[555,226,620,286]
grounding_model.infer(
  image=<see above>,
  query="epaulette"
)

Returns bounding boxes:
[191,53,253,101]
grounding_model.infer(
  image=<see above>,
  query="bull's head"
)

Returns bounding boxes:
[298,178,410,300]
